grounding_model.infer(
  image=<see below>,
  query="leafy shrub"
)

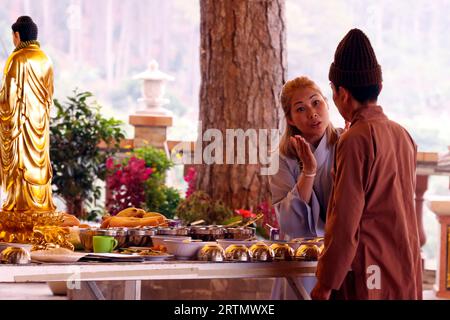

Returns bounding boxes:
[50,90,125,219]
[175,191,233,225]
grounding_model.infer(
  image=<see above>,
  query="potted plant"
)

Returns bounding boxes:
[50,90,125,219]
[105,145,181,218]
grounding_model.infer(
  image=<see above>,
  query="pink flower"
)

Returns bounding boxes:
[106,157,114,170]
[184,167,197,198]
[143,168,153,180]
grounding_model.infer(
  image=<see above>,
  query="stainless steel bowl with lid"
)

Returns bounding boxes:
[225,227,256,240]
[79,228,129,252]
[295,243,321,261]
[224,244,250,262]
[190,225,227,241]
[1,247,31,264]
[157,226,190,237]
[248,242,275,262]
[127,228,156,247]
[270,243,295,261]
[197,244,225,262]
[109,227,129,248]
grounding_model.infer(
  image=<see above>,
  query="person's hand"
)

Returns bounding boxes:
[344,121,351,132]
[311,282,332,300]
[290,135,317,174]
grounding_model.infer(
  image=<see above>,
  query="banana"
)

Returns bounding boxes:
[100,216,112,228]
[143,211,165,218]
[116,207,146,218]
[107,216,163,228]
[101,210,167,228]
[145,212,166,224]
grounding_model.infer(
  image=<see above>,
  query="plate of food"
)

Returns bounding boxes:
[83,252,146,262]
[119,247,174,261]
[31,247,88,263]
[82,251,174,262]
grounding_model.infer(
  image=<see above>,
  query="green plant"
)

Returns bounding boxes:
[134,146,173,182]
[154,186,181,219]
[50,90,125,220]
[131,146,181,218]
[175,191,234,225]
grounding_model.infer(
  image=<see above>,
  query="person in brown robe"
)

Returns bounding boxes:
[311,29,422,300]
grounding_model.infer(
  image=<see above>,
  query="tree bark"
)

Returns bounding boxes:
[197,0,286,210]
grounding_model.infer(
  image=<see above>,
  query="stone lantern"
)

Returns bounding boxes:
[134,60,174,116]
[129,60,174,149]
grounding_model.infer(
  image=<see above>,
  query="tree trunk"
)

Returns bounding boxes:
[197,0,286,210]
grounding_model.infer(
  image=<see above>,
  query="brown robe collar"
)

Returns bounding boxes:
[350,105,387,126]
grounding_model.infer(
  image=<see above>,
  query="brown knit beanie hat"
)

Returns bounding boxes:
[329,28,382,87]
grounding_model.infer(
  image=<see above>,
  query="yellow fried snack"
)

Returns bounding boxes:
[116,207,146,218]
[105,216,165,228]
[60,213,81,227]
[100,217,112,228]
[143,212,165,219]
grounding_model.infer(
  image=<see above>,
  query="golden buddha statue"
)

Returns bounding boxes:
[0,16,70,248]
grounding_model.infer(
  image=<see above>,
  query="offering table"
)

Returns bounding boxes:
[0,260,317,300]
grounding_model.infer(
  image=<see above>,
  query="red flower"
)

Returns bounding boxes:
[184,167,197,198]
[143,168,153,180]
[105,156,153,215]
[106,157,114,170]
[235,209,256,219]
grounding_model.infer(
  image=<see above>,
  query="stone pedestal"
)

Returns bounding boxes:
[129,114,172,149]
[430,200,450,298]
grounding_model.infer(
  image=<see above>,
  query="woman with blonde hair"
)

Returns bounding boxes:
[269,76,342,298]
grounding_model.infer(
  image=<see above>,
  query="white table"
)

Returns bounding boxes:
[0,260,317,300]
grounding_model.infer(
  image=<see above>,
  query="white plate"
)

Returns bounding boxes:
[85,252,174,262]
[127,246,154,250]
[120,248,174,261]
[31,250,87,263]
[88,253,138,259]
[141,254,174,261]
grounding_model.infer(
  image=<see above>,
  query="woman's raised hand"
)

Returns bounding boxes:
[290,135,317,174]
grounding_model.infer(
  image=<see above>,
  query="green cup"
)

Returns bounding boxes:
[93,236,118,253]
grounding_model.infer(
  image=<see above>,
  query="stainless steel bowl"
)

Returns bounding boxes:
[197,244,225,262]
[190,225,226,241]
[248,242,275,262]
[270,243,295,261]
[295,244,321,261]
[110,228,129,248]
[79,228,128,252]
[127,228,156,247]
[1,247,31,264]
[225,227,256,240]
[157,226,190,237]
[224,244,250,262]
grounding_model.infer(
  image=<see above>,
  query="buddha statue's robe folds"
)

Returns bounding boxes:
[0,43,56,242]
